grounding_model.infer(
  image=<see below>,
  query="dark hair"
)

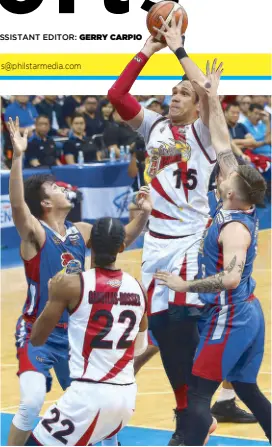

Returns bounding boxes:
[84,95,98,102]
[180,75,199,103]
[36,114,50,123]
[24,174,55,218]
[71,112,85,123]
[249,103,263,112]
[235,165,267,206]
[91,217,125,268]
[225,102,240,111]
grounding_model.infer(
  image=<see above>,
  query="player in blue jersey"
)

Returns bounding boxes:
[7,117,152,446]
[154,68,271,445]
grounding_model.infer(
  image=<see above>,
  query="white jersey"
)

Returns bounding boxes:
[68,267,146,385]
[137,109,216,236]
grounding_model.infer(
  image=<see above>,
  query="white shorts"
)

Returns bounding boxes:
[142,231,204,314]
[33,381,137,446]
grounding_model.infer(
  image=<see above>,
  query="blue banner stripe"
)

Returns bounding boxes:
[0,75,271,81]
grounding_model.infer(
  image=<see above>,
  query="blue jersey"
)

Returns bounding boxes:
[207,190,221,218]
[198,207,259,305]
[22,221,85,324]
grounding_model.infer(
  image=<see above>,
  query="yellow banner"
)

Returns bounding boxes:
[0,54,270,78]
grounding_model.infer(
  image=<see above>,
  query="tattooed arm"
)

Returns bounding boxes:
[154,222,250,293]
[208,95,238,179]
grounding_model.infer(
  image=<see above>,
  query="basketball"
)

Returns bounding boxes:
[146,1,188,42]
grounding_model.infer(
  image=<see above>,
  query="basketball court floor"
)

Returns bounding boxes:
[1,230,271,446]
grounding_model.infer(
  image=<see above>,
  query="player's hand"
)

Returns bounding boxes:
[136,185,153,213]
[191,59,224,97]
[142,35,166,57]
[7,116,28,157]
[154,271,187,292]
[153,14,184,53]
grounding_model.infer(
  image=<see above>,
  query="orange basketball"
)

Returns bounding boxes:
[146,1,188,42]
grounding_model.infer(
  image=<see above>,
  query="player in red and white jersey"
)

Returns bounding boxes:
[108,14,225,445]
[26,218,148,446]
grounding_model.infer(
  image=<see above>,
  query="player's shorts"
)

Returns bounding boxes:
[193,297,265,383]
[32,380,137,446]
[15,316,71,392]
[142,230,204,316]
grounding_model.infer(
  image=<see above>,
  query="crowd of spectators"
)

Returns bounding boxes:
[1,94,271,198]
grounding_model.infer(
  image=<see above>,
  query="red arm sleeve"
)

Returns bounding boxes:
[107,52,149,121]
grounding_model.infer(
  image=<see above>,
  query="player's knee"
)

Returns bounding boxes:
[13,372,46,431]
[13,394,44,431]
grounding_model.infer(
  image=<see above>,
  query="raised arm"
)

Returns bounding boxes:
[191,62,238,179]
[8,117,45,247]
[154,14,222,127]
[154,222,250,294]
[107,36,165,130]
[31,272,81,346]
[76,186,152,250]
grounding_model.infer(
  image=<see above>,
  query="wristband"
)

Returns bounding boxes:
[175,47,188,60]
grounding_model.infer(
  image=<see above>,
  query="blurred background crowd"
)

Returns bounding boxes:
[1,94,271,204]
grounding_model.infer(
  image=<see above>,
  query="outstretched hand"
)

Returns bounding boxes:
[7,117,28,157]
[191,59,224,97]
[153,13,184,52]
[142,35,167,57]
[136,185,153,213]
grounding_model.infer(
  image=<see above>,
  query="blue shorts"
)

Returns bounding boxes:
[193,298,265,383]
[15,316,71,392]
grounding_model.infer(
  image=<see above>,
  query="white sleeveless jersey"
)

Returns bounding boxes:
[137,109,216,236]
[68,268,146,385]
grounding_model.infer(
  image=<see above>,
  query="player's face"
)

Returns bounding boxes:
[218,171,237,201]
[42,182,72,212]
[169,81,198,120]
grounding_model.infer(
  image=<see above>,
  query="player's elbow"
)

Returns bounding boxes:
[224,273,241,290]
[107,87,119,106]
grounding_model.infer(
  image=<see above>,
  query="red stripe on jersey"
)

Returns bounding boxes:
[81,269,123,377]
[75,410,100,446]
[216,240,223,271]
[151,209,179,220]
[99,343,134,382]
[178,160,189,202]
[147,278,155,316]
[151,177,177,207]
[174,255,187,305]
[193,294,235,382]
[191,122,216,164]
[105,421,123,440]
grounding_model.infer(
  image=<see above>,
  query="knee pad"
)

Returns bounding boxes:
[13,372,46,431]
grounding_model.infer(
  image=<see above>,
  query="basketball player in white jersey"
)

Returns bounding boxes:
[107,12,250,444]
[25,217,148,446]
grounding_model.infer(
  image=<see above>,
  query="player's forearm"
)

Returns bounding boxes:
[124,210,149,247]
[178,56,207,93]
[208,96,238,177]
[107,52,148,121]
[9,154,26,208]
